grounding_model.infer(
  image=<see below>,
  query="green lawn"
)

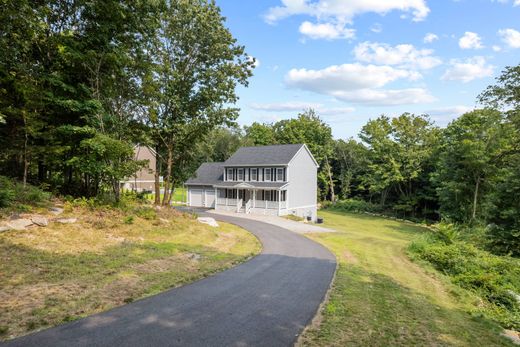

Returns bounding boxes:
[300,210,513,347]
[144,187,187,204]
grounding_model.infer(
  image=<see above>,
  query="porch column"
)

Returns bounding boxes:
[214,187,217,209]
[278,190,281,214]
[253,189,256,208]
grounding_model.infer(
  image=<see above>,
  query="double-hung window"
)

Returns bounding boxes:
[251,168,258,181]
[227,168,233,181]
[237,169,244,181]
[265,168,271,181]
[276,168,284,181]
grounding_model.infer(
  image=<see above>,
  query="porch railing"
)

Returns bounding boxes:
[236,199,243,213]
[245,199,252,214]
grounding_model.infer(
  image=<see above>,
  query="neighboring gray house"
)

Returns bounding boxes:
[185,144,319,221]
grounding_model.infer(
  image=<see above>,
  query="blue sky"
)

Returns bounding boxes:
[217,0,520,139]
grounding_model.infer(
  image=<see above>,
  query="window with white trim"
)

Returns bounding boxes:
[265,168,271,181]
[277,168,284,181]
[227,168,233,181]
[251,168,257,181]
[237,169,244,181]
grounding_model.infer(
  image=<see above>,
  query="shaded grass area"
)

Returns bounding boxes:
[0,206,260,341]
[300,210,513,347]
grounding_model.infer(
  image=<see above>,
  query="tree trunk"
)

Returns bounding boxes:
[325,157,335,202]
[22,113,29,188]
[154,145,161,205]
[167,183,175,205]
[113,179,121,203]
[161,146,173,206]
[472,177,480,220]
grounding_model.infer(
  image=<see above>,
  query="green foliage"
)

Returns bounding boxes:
[123,215,134,225]
[409,231,520,329]
[0,176,50,209]
[324,199,383,214]
[135,207,157,220]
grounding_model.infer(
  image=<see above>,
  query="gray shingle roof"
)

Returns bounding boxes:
[185,162,224,185]
[223,144,304,166]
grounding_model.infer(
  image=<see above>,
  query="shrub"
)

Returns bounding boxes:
[0,176,51,208]
[325,198,383,214]
[135,206,157,220]
[486,223,520,257]
[409,233,520,329]
[124,215,134,224]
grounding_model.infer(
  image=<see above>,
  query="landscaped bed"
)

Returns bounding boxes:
[0,203,260,341]
[299,210,516,346]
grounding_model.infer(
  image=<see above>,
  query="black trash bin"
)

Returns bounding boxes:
[306,216,312,222]
[316,217,323,224]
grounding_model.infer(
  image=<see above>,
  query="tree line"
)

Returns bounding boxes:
[0,0,253,204]
[194,65,520,256]
[1,2,518,255]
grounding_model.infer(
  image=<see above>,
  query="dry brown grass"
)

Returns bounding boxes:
[0,205,260,340]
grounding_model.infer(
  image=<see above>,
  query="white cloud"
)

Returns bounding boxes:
[353,41,442,70]
[491,0,520,5]
[284,63,434,106]
[250,101,321,112]
[370,23,383,33]
[425,105,475,126]
[498,28,520,48]
[423,33,439,43]
[286,63,421,92]
[492,45,502,52]
[265,0,430,24]
[331,88,435,106]
[250,102,355,115]
[441,57,494,83]
[459,32,484,49]
[299,21,355,40]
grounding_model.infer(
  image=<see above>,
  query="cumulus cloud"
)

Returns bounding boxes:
[299,21,355,40]
[265,0,430,24]
[284,63,434,106]
[250,102,355,115]
[498,28,520,48]
[441,57,494,83]
[459,32,484,49]
[353,41,442,70]
[423,33,439,43]
[425,105,475,126]
[330,88,435,106]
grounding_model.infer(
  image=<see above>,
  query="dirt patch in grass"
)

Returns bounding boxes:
[299,211,513,347]
[0,205,260,341]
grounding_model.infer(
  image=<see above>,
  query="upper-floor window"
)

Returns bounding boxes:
[237,169,244,181]
[227,168,233,181]
[251,168,258,181]
[265,168,271,181]
[277,168,284,181]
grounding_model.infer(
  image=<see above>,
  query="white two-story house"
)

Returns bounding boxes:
[185,144,319,221]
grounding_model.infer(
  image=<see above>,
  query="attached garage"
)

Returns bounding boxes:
[187,186,216,208]
[189,188,204,207]
[204,190,216,208]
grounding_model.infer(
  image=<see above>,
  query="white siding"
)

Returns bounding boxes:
[287,147,317,218]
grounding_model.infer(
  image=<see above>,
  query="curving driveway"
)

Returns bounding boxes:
[3,213,336,347]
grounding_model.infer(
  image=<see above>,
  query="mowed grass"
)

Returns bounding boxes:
[0,206,260,341]
[299,210,513,347]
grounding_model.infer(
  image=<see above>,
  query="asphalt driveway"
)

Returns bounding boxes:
[2,213,336,347]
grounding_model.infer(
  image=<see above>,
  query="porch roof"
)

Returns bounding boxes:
[213,181,287,190]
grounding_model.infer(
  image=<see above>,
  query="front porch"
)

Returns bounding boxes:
[214,183,287,215]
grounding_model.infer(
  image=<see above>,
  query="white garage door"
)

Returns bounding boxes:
[205,190,215,208]
[189,189,204,207]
